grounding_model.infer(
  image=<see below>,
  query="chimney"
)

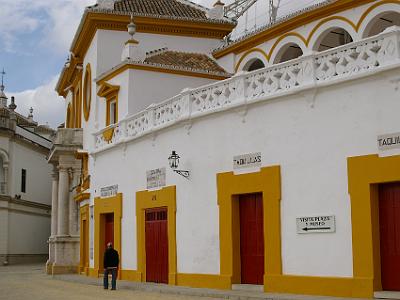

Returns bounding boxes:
[207,0,225,20]
[121,15,146,62]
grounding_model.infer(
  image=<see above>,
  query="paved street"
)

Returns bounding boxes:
[0,264,219,300]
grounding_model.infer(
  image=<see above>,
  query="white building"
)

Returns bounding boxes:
[0,79,54,265]
[50,0,400,298]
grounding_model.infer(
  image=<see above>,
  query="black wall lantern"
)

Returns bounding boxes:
[168,150,190,179]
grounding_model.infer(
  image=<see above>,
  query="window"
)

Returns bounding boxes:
[21,169,26,193]
[97,83,120,127]
[108,99,117,125]
[83,64,91,121]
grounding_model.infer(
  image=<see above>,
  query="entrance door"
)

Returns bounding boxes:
[239,193,264,285]
[145,208,168,284]
[379,182,400,291]
[82,219,88,272]
[104,213,114,250]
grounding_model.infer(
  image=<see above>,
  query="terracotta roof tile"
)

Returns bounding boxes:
[113,0,208,20]
[144,50,229,75]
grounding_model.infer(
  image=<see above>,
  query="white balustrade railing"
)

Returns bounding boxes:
[93,28,400,152]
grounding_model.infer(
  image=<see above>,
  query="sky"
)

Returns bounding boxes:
[0,0,317,128]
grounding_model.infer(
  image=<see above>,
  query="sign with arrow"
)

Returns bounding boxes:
[296,215,335,234]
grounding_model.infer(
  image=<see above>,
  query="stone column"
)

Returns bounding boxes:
[51,167,59,237]
[46,166,59,274]
[68,168,80,236]
[57,166,70,236]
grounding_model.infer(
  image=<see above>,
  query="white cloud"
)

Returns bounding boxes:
[0,0,93,53]
[9,76,65,128]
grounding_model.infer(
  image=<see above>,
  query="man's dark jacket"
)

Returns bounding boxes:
[104,248,119,268]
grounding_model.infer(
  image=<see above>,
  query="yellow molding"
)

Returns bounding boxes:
[136,186,177,285]
[234,48,269,72]
[214,0,378,58]
[357,0,400,31]
[217,166,282,286]
[306,16,357,46]
[102,127,115,142]
[265,274,372,298]
[347,154,400,297]
[74,192,90,203]
[83,63,92,122]
[94,193,123,277]
[176,274,231,290]
[66,104,72,128]
[97,63,230,85]
[120,270,142,281]
[97,82,120,98]
[79,204,90,274]
[73,13,235,59]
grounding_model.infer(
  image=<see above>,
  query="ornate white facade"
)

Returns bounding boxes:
[51,0,400,298]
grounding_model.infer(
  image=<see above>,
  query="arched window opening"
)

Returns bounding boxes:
[83,64,92,122]
[274,43,303,64]
[315,27,353,52]
[243,58,265,72]
[363,12,400,38]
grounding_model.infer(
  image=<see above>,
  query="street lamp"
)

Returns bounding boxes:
[168,151,189,179]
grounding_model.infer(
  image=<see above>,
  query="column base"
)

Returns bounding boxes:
[51,263,79,275]
[48,235,80,275]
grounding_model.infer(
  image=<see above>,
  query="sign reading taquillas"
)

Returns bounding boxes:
[378,132,400,151]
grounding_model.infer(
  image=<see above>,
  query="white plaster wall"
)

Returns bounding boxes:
[106,69,219,119]
[8,212,50,254]
[128,70,216,115]
[96,30,222,76]
[89,67,400,276]
[0,210,8,255]
[11,142,52,205]
[82,32,99,152]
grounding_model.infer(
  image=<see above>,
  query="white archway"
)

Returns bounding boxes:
[272,42,304,64]
[243,58,266,72]
[309,19,357,52]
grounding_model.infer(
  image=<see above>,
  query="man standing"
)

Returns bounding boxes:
[103,242,119,290]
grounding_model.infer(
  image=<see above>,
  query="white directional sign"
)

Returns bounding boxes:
[378,132,400,151]
[296,215,335,234]
[100,185,118,197]
[233,152,261,170]
[146,167,166,189]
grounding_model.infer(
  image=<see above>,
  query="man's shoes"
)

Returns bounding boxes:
[104,288,108,290]
[111,288,116,290]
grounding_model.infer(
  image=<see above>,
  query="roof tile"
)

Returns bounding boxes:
[114,0,208,20]
[144,50,229,75]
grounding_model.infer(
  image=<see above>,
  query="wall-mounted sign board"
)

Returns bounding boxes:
[146,167,166,189]
[233,152,261,170]
[100,185,118,198]
[378,132,400,151]
[296,215,335,234]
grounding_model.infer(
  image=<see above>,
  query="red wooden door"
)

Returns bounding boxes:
[239,193,264,285]
[379,182,400,291]
[145,208,168,284]
[104,213,114,250]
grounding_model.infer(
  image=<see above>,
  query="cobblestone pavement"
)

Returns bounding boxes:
[0,264,220,300]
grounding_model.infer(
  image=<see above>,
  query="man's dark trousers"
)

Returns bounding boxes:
[103,268,117,290]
